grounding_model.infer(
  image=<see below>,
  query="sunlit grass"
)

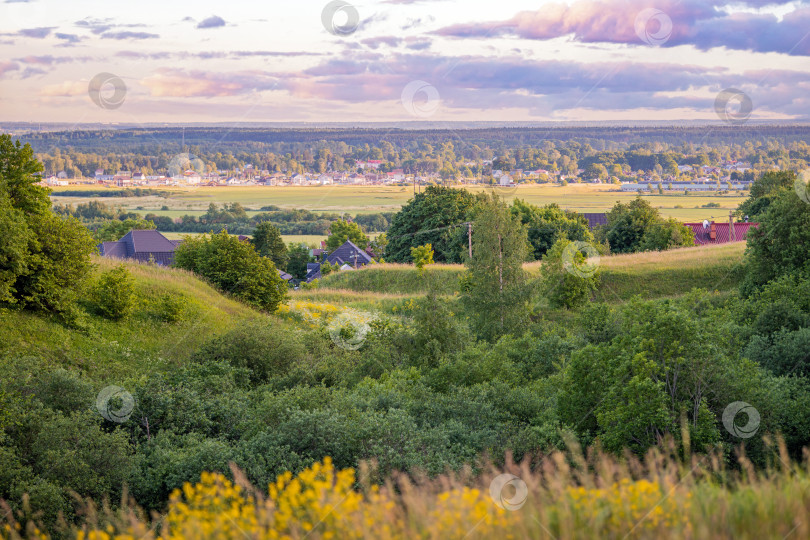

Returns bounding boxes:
[14,438,809,540]
[50,184,747,221]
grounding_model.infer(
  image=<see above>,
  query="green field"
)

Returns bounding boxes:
[49,184,747,222]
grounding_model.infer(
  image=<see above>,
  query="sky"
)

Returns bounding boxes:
[1,0,809,124]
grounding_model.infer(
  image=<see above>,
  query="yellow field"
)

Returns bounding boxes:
[49,183,747,222]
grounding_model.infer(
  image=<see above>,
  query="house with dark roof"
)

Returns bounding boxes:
[98,230,182,266]
[303,240,375,282]
[325,240,374,268]
[684,221,759,245]
[581,212,608,229]
[305,263,322,283]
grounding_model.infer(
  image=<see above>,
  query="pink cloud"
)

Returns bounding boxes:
[141,68,278,98]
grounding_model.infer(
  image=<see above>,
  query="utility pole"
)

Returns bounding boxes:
[468,222,473,259]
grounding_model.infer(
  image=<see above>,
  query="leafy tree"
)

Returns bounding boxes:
[326,220,368,251]
[560,296,762,454]
[742,188,810,291]
[638,218,695,251]
[286,243,313,279]
[91,265,135,320]
[368,232,388,258]
[173,231,287,312]
[251,222,288,270]
[540,237,601,309]
[582,163,608,181]
[410,243,434,273]
[510,199,593,260]
[94,218,156,243]
[603,197,660,253]
[736,170,797,221]
[386,186,481,263]
[602,197,693,254]
[460,194,531,341]
[0,135,96,314]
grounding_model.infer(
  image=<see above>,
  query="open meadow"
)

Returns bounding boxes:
[50,183,747,223]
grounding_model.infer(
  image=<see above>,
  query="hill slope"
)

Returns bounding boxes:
[312,242,747,303]
[0,256,266,381]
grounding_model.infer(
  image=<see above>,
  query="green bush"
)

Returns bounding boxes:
[174,231,287,312]
[192,320,308,383]
[540,237,601,309]
[155,292,185,323]
[91,265,135,320]
[744,328,810,376]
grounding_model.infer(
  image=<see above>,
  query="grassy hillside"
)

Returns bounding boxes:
[0,256,265,381]
[312,242,748,304]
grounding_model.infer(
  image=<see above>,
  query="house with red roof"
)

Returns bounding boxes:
[684,221,759,245]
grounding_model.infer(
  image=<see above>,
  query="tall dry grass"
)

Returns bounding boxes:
[4,437,809,540]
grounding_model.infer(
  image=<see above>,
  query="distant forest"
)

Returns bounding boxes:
[19,125,810,180]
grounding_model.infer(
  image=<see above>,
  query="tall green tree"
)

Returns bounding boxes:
[736,170,797,221]
[604,197,660,253]
[386,186,481,263]
[510,200,593,260]
[460,194,531,341]
[540,237,601,309]
[286,243,313,280]
[173,231,287,312]
[742,187,810,292]
[602,197,693,253]
[251,222,289,270]
[326,220,368,251]
[0,135,95,314]
[94,218,156,243]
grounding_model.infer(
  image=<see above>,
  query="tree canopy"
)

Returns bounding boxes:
[602,197,694,253]
[736,170,798,221]
[742,187,810,292]
[326,220,368,251]
[0,135,96,314]
[251,222,289,270]
[510,200,593,259]
[461,194,531,341]
[386,186,481,263]
[173,231,287,312]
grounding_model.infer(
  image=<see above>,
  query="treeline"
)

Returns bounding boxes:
[24,126,810,179]
[53,199,395,237]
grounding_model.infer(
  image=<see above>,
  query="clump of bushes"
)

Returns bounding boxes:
[91,265,135,320]
[192,320,308,382]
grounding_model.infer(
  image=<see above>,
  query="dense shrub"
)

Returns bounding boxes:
[173,230,287,312]
[192,320,308,383]
[744,328,810,376]
[91,265,135,320]
[540,237,602,309]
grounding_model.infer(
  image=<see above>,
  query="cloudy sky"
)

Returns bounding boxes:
[1,0,808,123]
